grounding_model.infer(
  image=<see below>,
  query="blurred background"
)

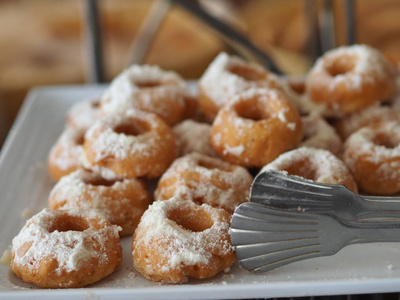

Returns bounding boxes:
[1,0,400,149]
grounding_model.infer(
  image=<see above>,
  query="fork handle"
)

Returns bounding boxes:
[358,195,400,219]
[346,219,400,244]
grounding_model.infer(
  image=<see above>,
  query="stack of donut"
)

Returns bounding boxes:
[10,44,400,288]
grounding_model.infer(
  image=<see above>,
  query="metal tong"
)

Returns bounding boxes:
[230,170,400,272]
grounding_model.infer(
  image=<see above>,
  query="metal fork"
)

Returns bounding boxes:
[250,170,400,220]
[230,203,400,272]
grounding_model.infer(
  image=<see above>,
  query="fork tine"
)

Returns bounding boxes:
[231,203,321,244]
[252,170,334,198]
[234,236,321,259]
[250,248,322,272]
[250,171,338,209]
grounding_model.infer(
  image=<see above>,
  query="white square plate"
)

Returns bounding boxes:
[1,85,400,299]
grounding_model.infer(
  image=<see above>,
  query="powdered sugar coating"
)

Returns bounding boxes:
[49,169,151,236]
[132,196,235,283]
[260,146,357,193]
[100,64,194,125]
[343,122,400,195]
[155,152,253,214]
[335,104,400,140]
[66,99,102,131]
[306,44,397,116]
[11,208,121,286]
[48,126,85,181]
[210,88,303,167]
[301,114,342,156]
[312,45,389,91]
[198,52,282,120]
[83,108,177,179]
[173,120,217,157]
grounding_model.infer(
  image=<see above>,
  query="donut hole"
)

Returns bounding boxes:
[91,100,100,109]
[234,99,269,121]
[83,177,118,187]
[48,215,90,233]
[136,81,161,88]
[325,55,357,76]
[287,79,306,96]
[75,132,85,145]
[197,158,234,172]
[372,133,399,149]
[280,159,317,181]
[167,207,213,232]
[114,120,150,136]
[228,65,265,81]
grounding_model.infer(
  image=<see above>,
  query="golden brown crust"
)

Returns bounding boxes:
[260,147,358,194]
[131,197,236,283]
[11,209,122,288]
[198,52,282,122]
[210,88,303,167]
[83,109,177,179]
[306,45,397,116]
[343,122,400,195]
[47,126,85,181]
[48,169,152,236]
[155,152,253,214]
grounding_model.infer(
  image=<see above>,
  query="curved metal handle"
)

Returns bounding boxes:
[171,0,283,75]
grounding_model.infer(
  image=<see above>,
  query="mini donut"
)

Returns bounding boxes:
[155,152,253,214]
[306,44,397,116]
[48,126,85,181]
[132,196,236,283]
[210,88,303,168]
[66,99,102,131]
[48,169,152,236]
[100,64,197,125]
[83,108,177,179]
[343,122,400,195]
[301,114,342,156]
[260,146,358,193]
[11,208,122,288]
[172,119,218,157]
[334,104,400,140]
[198,52,282,121]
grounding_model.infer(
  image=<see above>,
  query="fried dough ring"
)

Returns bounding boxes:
[210,88,303,167]
[155,152,253,214]
[132,196,236,283]
[48,169,151,236]
[100,64,196,125]
[343,122,400,195]
[306,45,397,116]
[198,52,282,121]
[260,146,358,193]
[83,109,177,179]
[11,208,122,288]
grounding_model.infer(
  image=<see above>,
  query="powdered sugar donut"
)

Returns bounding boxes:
[48,126,85,181]
[11,208,122,288]
[343,122,400,195]
[83,108,177,179]
[100,64,196,125]
[173,119,217,157]
[260,147,358,193]
[155,152,253,214]
[306,44,397,116]
[48,169,151,236]
[132,196,236,283]
[66,99,102,131]
[335,104,400,140]
[210,88,303,167]
[301,114,342,156]
[198,52,282,121]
